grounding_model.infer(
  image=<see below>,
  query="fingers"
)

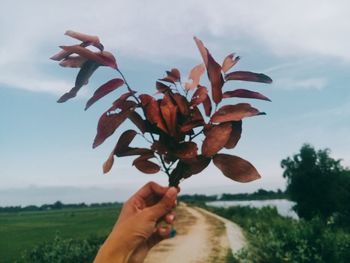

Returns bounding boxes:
[147,226,174,249]
[137,181,168,199]
[145,187,178,220]
[164,212,176,224]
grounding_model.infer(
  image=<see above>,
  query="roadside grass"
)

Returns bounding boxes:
[0,206,121,263]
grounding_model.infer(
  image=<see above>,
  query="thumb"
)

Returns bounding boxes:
[146,187,177,220]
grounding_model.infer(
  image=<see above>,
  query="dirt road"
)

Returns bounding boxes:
[145,203,246,263]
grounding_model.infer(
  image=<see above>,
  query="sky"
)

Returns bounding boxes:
[1,0,350,206]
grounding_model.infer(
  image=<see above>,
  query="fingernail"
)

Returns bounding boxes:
[170,228,177,238]
[169,214,175,221]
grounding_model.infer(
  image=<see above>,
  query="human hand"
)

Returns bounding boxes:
[94,182,179,263]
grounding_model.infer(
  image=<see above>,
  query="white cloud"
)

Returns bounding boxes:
[276,77,328,90]
[1,0,350,94]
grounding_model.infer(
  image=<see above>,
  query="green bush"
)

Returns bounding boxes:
[209,206,350,263]
[17,234,106,263]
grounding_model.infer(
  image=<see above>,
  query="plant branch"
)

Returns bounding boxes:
[116,68,172,180]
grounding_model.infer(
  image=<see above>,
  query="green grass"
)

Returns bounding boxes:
[0,206,121,263]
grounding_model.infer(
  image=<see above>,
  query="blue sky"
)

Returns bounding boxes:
[1,0,350,205]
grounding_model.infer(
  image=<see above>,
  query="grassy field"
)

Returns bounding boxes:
[0,206,121,263]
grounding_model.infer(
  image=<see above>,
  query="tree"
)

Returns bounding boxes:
[281,144,350,221]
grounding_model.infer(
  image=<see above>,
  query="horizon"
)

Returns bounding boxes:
[1,0,350,206]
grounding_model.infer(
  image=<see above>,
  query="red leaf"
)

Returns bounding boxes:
[170,155,211,182]
[160,94,178,136]
[65,30,103,50]
[223,89,271,101]
[151,141,168,155]
[144,99,168,133]
[194,37,224,104]
[182,155,211,177]
[156,81,171,94]
[57,60,99,103]
[224,121,242,149]
[109,99,137,113]
[221,53,240,73]
[225,71,272,84]
[213,154,261,183]
[128,111,146,133]
[114,130,137,155]
[171,93,190,116]
[166,68,181,82]
[139,94,154,106]
[93,107,134,148]
[51,41,92,61]
[180,106,205,132]
[190,85,208,107]
[211,103,262,123]
[59,45,117,69]
[202,123,232,157]
[184,63,205,90]
[85,78,124,110]
[103,153,114,174]
[174,142,198,159]
[59,56,87,68]
[133,154,160,174]
[203,95,212,116]
[159,68,181,84]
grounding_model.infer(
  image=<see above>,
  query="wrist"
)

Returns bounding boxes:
[94,233,133,263]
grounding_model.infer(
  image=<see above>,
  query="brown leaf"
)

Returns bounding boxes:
[225,71,272,84]
[139,94,154,106]
[203,96,212,116]
[145,99,168,133]
[110,99,137,112]
[170,155,211,183]
[213,154,261,183]
[103,153,114,174]
[190,85,208,107]
[223,89,271,101]
[133,154,160,174]
[224,121,242,149]
[51,41,92,61]
[85,78,124,110]
[194,37,224,104]
[59,56,87,68]
[221,53,240,73]
[160,94,177,136]
[166,68,181,82]
[128,111,146,133]
[182,155,211,177]
[171,93,190,116]
[211,103,262,123]
[114,130,137,155]
[93,107,134,148]
[180,106,205,132]
[59,45,117,69]
[156,81,171,94]
[159,68,181,84]
[184,63,205,90]
[174,142,198,160]
[57,60,99,103]
[65,30,103,50]
[202,123,232,157]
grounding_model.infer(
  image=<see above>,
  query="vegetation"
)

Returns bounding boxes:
[281,144,350,224]
[0,205,121,262]
[210,205,350,263]
[16,234,105,263]
[178,189,287,203]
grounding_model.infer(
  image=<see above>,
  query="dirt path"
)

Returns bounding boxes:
[144,203,246,263]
